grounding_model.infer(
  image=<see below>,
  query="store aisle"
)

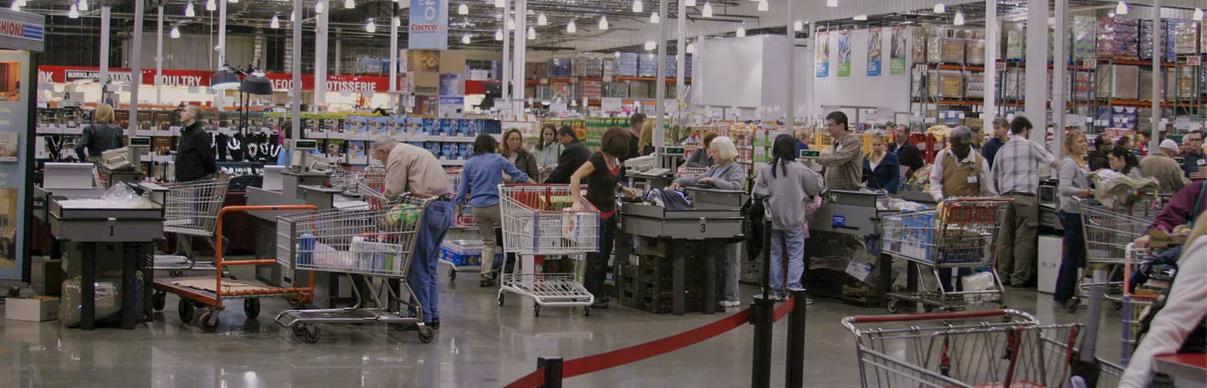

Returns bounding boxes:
[0,266,1125,388]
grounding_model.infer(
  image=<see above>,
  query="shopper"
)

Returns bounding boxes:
[991,115,1059,287]
[1142,139,1191,193]
[969,124,984,151]
[626,113,646,161]
[636,120,656,157]
[1088,134,1112,171]
[531,123,564,182]
[544,125,591,184]
[500,128,539,182]
[981,118,1010,169]
[669,136,747,307]
[175,105,217,182]
[815,111,863,191]
[1109,145,1143,180]
[862,132,901,194]
[926,126,997,292]
[1053,129,1092,309]
[795,128,811,156]
[1134,180,1207,248]
[889,124,924,180]
[74,103,124,161]
[1119,213,1207,388]
[1182,130,1205,181]
[1137,131,1151,156]
[754,134,825,304]
[455,135,530,287]
[569,127,639,309]
[685,132,717,168]
[371,135,454,330]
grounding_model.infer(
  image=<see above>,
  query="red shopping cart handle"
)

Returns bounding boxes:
[845,309,1018,324]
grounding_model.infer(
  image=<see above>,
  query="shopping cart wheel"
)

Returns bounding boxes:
[291,324,306,337]
[584,306,591,316]
[199,311,219,332]
[923,304,936,313]
[886,298,901,314]
[169,270,184,278]
[244,299,261,319]
[152,292,166,311]
[178,298,195,323]
[1112,301,1123,311]
[1067,298,1081,313]
[497,293,505,306]
[533,304,541,317]
[417,326,435,344]
[448,268,457,282]
[301,324,321,343]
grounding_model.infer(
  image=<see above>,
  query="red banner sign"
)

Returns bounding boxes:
[37,65,395,93]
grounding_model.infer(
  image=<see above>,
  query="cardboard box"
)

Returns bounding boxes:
[6,296,60,322]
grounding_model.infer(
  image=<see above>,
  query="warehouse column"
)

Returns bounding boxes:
[315,0,329,110]
[675,0,685,112]
[334,29,342,75]
[218,0,227,65]
[1024,0,1047,143]
[983,0,997,120]
[513,0,527,113]
[129,0,145,136]
[389,8,398,106]
[99,7,109,86]
[1151,0,1162,152]
[501,0,511,111]
[291,0,302,141]
[654,0,669,164]
[156,4,164,105]
[785,0,795,135]
[1052,0,1067,158]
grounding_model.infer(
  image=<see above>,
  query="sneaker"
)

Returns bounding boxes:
[719,300,741,308]
[480,274,496,288]
[773,292,788,302]
[803,298,814,305]
[429,319,440,330]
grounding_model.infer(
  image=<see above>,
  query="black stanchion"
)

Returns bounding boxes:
[785,289,808,388]
[537,357,563,388]
[750,199,773,388]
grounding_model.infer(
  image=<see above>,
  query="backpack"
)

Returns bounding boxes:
[743,195,766,260]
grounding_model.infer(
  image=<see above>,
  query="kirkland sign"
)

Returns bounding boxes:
[408,0,448,50]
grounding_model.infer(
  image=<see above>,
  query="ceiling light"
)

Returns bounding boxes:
[538,13,547,25]
[794,21,803,32]
[599,16,608,30]
[315,0,324,14]
[953,11,964,25]
[933,3,945,13]
[644,41,656,51]
[495,29,503,40]
[507,18,515,30]
[462,35,471,44]
[345,0,355,9]
[240,69,273,95]
[527,26,535,40]
[826,0,836,7]
[853,14,867,21]
[68,4,79,18]
[614,51,621,58]
[567,20,576,33]
[185,2,195,17]
[271,14,280,29]
[229,0,238,3]
[632,0,642,13]
[1108,11,1115,17]
[1115,1,1127,15]
[702,2,713,17]
[757,0,768,12]
[210,65,241,91]
[686,43,695,54]
[685,0,695,6]
[170,26,181,38]
[393,17,400,26]
[1195,8,1204,21]
[458,3,468,15]
[736,27,745,37]
[651,12,659,24]
[9,2,17,11]
[16,0,24,7]
[494,0,504,8]
[78,0,88,11]
[206,0,215,12]
[366,18,376,33]
[290,11,295,21]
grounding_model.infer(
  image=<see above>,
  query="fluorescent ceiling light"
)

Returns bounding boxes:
[462,35,471,44]
[206,0,216,12]
[826,0,836,8]
[366,18,376,33]
[68,4,79,18]
[632,0,642,13]
[685,0,695,6]
[171,25,181,38]
[78,0,88,11]
[736,27,745,37]
[527,26,535,40]
[185,2,195,17]
[953,11,964,25]
[757,0,767,12]
[934,3,945,13]
[346,0,356,9]
[702,2,713,17]
[853,14,867,21]
[1115,1,1128,15]
[538,13,547,25]
[495,29,503,40]
[270,14,280,29]
[567,20,576,33]
[651,12,659,24]
[599,16,608,30]
[794,21,803,32]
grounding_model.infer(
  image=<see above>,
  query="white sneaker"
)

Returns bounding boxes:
[719,300,741,308]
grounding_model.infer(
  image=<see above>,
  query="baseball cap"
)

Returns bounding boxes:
[1160,139,1179,151]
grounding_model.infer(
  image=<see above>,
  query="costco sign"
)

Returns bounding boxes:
[408,0,447,50]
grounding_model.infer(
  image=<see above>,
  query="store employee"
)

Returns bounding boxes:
[814,111,863,191]
[928,126,997,201]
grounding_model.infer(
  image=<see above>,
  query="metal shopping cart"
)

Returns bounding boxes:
[497,184,600,316]
[329,165,368,193]
[1119,243,1167,367]
[843,309,1125,388]
[273,194,438,343]
[153,205,318,331]
[1069,194,1162,312]
[881,198,1011,313]
[153,176,232,277]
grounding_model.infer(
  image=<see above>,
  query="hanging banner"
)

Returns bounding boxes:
[890,27,907,76]
[37,66,393,92]
[409,0,449,50]
[867,28,882,77]
[837,30,852,78]
[815,32,830,78]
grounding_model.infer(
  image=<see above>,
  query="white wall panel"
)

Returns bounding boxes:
[123,34,257,71]
[811,28,910,116]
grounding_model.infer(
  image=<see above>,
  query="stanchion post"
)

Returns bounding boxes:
[537,357,563,388]
[785,289,808,388]
[750,198,773,388]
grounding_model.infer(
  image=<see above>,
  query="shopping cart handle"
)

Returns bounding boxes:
[842,309,1034,325]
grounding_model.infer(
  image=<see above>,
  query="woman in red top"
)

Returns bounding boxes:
[570,127,639,309]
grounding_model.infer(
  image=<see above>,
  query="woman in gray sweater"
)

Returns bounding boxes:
[669,136,746,307]
[755,134,825,301]
[1054,129,1092,309]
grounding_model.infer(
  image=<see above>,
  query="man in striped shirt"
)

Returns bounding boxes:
[992,116,1059,287]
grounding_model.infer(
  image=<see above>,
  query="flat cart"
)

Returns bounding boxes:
[442,168,481,282]
[152,205,318,332]
[843,309,1125,387]
[881,198,1011,313]
[1068,194,1162,312]
[153,176,231,277]
[273,194,438,343]
[497,184,600,316]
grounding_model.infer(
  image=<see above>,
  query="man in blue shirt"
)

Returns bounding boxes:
[981,117,1010,169]
[454,134,530,287]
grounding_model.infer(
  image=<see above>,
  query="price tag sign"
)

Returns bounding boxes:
[540,79,549,85]
[570,77,579,83]
[1188,56,1202,66]
[603,76,613,82]
[1081,59,1097,69]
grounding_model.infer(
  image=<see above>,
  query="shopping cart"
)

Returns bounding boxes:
[328,165,367,193]
[1069,194,1162,312]
[1119,243,1163,367]
[152,205,318,332]
[445,168,477,228]
[497,184,600,316]
[273,194,438,343]
[153,176,232,277]
[843,309,1124,387]
[881,198,1011,313]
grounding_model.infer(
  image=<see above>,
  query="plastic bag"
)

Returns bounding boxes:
[60,277,122,327]
[100,183,148,208]
[961,271,997,304]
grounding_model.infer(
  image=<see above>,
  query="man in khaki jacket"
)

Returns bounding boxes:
[1141,139,1191,193]
[815,111,863,191]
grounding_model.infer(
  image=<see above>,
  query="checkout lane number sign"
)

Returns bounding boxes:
[832,215,846,227]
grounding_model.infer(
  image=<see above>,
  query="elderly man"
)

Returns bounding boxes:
[175,105,216,182]
[371,135,454,330]
[815,111,863,190]
[889,124,925,180]
[1142,139,1192,193]
[928,126,998,291]
[992,116,1060,288]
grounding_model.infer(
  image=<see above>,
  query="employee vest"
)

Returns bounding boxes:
[940,149,984,197]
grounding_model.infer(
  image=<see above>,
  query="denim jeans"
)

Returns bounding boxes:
[771,228,806,291]
[408,200,453,323]
[584,215,616,298]
[1054,210,1086,304]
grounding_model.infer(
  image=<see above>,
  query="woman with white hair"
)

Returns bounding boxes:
[669,136,747,307]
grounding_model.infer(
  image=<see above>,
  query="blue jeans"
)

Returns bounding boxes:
[408,200,453,323]
[1054,210,1086,304]
[771,228,806,291]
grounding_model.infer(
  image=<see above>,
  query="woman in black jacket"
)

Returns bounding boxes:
[75,103,124,161]
[500,128,539,182]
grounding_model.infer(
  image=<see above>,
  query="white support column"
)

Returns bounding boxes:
[292,0,302,141]
[501,0,511,111]
[1151,0,1162,152]
[218,0,227,65]
[675,0,686,105]
[654,0,668,160]
[1052,0,1067,158]
[513,0,527,113]
[100,7,110,85]
[1024,0,1048,143]
[334,29,342,75]
[314,0,329,110]
[983,0,997,120]
[808,23,817,120]
[156,5,164,105]
[130,0,145,136]
[785,0,795,130]
[389,14,399,96]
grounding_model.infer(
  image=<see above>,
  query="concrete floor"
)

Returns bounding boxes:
[0,266,1130,388]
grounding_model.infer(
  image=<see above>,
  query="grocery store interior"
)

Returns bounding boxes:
[5,0,1207,386]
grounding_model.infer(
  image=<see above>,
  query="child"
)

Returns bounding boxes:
[755,134,826,302]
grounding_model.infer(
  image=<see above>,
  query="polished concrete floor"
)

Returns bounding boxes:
[0,265,1130,388]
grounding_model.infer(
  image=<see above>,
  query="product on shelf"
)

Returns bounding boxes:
[1097,64,1140,100]
[927,37,966,64]
[964,39,985,65]
[927,70,965,99]
[1098,16,1140,59]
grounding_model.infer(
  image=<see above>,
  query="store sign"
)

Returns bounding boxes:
[408,0,448,50]
[38,66,392,92]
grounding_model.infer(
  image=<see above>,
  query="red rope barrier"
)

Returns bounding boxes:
[774,297,797,322]
[502,367,545,388]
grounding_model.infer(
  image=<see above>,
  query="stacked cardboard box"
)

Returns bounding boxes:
[1099,16,1140,58]
[1097,64,1140,100]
